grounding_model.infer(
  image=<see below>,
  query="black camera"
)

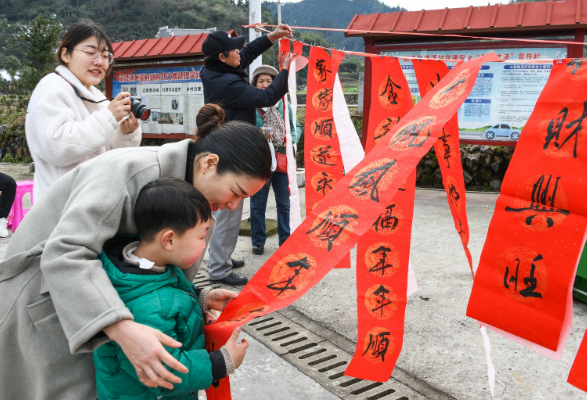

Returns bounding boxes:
[129,96,151,121]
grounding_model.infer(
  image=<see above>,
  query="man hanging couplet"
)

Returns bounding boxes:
[567,330,587,392]
[346,55,415,381]
[204,53,500,397]
[304,47,351,269]
[467,58,587,352]
[412,59,474,275]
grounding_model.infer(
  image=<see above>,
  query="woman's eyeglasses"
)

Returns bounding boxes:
[74,48,114,65]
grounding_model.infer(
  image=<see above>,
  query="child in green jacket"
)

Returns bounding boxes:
[94,178,248,400]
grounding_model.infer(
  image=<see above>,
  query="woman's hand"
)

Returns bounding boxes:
[282,53,293,71]
[108,92,132,122]
[120,113,140,134]
[103,319,187,390]
[206,289,238,312]
[268,24,293,42]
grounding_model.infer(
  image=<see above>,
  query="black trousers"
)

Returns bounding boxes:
[0,173,16,218]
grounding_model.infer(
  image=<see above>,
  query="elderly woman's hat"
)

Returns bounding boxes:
[252,65,279,82]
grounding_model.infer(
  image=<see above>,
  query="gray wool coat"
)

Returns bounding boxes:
[0,139,215,400]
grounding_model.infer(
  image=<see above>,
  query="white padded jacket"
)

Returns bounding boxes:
[25,65,141,199]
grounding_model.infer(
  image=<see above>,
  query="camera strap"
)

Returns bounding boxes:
[55,71,112,103]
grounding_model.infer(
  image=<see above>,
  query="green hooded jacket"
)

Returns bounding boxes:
[94,245,212,400]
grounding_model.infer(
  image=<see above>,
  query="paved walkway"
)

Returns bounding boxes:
[1,163,585,400]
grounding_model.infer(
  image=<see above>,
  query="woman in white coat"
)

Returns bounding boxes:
[26,22,141,199]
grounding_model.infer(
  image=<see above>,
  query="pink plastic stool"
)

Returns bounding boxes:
[7,179,34,232]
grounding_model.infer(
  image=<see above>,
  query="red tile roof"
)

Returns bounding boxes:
[345,0,586,38]
[112,30,238,61]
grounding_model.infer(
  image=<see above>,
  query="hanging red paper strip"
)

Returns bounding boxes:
[412,60,474,275]
[568,330,587,392]
[304,47,350,269]
[466,58,587,351]
[346,56,415,381]
[205,53,499,399]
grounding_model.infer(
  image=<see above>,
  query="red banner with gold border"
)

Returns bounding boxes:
[412,60,474,274]
[205,53,499,399]
[304,48,350,269]
[466,58,587,351]
[345,56,416,381]
[568,330,587,392]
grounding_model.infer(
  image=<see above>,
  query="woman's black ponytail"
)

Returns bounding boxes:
[194,104,272,180]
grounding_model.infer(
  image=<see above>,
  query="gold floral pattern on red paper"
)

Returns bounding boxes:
[429,69,470,109]
[389,116,436,152]
[494,246,548,303]
[364,284,398,320]
[307,205,359,251]
[364,242,401,277]
[349,158,397,202]
[266,254,317,299]
[361,327,394,364]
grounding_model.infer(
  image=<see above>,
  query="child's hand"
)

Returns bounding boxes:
[224,327,248,369]
[203,310,217,325]
[206,289,238,312]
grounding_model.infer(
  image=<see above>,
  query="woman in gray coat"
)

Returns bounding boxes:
[0,104,271,400]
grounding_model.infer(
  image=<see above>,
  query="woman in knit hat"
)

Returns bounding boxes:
[250,65,302,255]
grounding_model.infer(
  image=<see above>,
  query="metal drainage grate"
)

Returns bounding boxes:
[195,267,430,400]
[243,313,427,400]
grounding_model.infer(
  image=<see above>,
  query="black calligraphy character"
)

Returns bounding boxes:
[266,257,312,297]
[380,75,402,105]
[448,184,460,208]
[312,145,336,166]
[315,172,333,195]
[505,175,570,227]
[457,220,465,238]
[371,285,393,317]
[567,58,585,76]
[544,101,586,159]
[375,117,400,141]
[315,59,331,82]
[349,160,397,202]
[362,331,391,362]
[372,204,399,233]
[390,117,434,148]
[428,73,441,91]
[369,246,394,276]
[313,118,334,139]
[519,255,543,298]
[317,89,333,111]
[279,51,287,67]
[439,78,466,96]
[307,212,358,251]
[503,255,543,298]
[439,129,452,168]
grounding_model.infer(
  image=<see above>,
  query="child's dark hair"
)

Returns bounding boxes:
[134,178,211,242]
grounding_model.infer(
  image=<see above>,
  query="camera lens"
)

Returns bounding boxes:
[130,97,151,121]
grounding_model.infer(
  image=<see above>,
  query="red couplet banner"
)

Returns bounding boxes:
[412,60,474,274]
[466,59,587,351]
[304,47,350,269]
[568,330,587,392]
[346,56,415,381]
[204,53,499,399]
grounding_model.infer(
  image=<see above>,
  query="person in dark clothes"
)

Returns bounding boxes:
[0,172,16,237]
[200,25,293,286]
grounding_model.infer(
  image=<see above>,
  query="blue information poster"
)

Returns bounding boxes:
[111,65,203,135]
[385,47,565,143]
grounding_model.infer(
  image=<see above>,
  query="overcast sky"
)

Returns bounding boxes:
[265,0,511,12]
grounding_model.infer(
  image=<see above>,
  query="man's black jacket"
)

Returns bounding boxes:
[201,35,289,125]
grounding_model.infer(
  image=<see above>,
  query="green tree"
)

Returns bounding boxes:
[3,55,21,81]
[10,15,63,93]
